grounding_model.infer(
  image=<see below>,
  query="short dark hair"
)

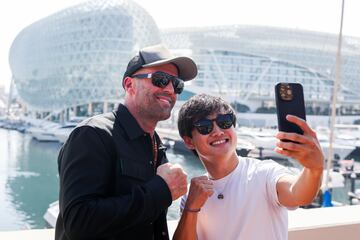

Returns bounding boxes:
[178,93,236,139]
[177,94,236,157]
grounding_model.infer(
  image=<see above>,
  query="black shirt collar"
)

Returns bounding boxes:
[115,104,167,151]
[115,104,146,140]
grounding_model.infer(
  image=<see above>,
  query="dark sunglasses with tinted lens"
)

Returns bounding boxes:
[193,113,235,135]
[132,71,184,94]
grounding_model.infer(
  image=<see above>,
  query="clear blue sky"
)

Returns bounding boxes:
[0,0,358,91]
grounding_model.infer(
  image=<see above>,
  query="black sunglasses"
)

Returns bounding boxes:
[193,113,235,135]
[132,71,184,94]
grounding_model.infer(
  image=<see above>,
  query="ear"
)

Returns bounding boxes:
[123,76,135,94]
[183,136,195,150]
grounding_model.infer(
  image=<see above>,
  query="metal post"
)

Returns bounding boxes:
[323,0,345,207]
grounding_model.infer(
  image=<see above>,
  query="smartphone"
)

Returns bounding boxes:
[275,83,306,135]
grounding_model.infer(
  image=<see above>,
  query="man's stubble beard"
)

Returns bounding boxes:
[139,100,174,122]
[137,90,175,122]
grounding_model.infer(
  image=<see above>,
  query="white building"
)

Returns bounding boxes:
[163,26,360,112]
[9,0,161,112]
[8,0,360,114]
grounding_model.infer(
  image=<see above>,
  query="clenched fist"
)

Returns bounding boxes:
[185,176,214,209]
[157,163,188,200]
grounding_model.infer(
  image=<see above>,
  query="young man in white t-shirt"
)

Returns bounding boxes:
[173,93,324,240]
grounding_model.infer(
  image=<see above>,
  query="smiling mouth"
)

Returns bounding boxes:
[156,95,173,105]
[210,139,229,146]
[158,97,171,104]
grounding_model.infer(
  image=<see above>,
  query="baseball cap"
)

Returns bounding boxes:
[122,44,197,87]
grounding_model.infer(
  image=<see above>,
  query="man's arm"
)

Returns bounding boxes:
[59,126,172,239]
[173,176,213,240]
[172,210,199,240]
[276,168,322,207]
[274,115,324,207]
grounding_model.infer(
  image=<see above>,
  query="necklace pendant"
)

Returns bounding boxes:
[217,193,224,199]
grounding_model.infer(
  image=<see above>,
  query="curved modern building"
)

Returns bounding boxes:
[9,0,161,111]
[9,0,360,113]
[163,26,360,111]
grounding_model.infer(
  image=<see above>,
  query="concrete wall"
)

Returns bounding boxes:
[288,205,360,240]
[2,206,360,239]
[289,223,360,240]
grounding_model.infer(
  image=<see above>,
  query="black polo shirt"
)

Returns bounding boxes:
[55,104,172,240]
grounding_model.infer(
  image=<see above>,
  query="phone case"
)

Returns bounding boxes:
[275,83,306,135]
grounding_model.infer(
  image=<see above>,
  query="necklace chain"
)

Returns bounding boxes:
[213,169,236,200]
[152,135,158,171]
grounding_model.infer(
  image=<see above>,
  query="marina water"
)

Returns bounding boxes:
[0,128,358,230]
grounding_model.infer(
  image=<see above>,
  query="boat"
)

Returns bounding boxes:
[236,138,255,157]
[27,122,61,142]
[348,190,360,205]
[317,134,356,160]
[317,126,360,160]
[31,123,79,142]
[236,127,277,150]
[53,125,77,143]
[26,117,85,142]
[53,117,86,143]
[43,201,59,228]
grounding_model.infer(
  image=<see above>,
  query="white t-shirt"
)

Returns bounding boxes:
[180,157,294,240]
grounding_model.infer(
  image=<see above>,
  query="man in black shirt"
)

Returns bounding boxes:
[55,44,198,240]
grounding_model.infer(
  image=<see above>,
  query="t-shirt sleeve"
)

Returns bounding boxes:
[262,160,296,207]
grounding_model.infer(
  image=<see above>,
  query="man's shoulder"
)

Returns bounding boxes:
[78,112,115,128]
[239,157,288,175]
[239,157,261,168]
[240,157,282,167]
[63,112,119,144]
[62,113,118,154]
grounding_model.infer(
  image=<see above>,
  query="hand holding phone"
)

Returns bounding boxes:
[274,83,324,177]
[275,83,306,135]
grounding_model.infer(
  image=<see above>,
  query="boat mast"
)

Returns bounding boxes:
[323,0,345,201]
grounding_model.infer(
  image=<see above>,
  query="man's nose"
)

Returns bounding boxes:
[162,80,175,94]
[210,122,224,136]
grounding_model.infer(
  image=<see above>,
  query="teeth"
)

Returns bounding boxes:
[212,139,226,145]
[158,97,171,104]
[160,98,169,103]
